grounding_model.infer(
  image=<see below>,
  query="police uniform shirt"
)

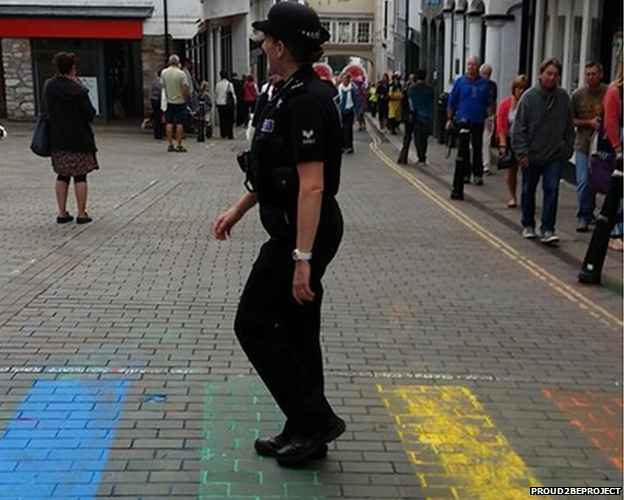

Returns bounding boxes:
[255,65,341,202]
[285,65,341,198]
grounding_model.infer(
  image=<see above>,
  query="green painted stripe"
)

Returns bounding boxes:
[199,377,324,500]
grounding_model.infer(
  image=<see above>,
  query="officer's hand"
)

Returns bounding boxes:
[293,261,315,305]
[212,208,240,240]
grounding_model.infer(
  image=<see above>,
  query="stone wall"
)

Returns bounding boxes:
[141,35,166,117]
[1,38,35,121]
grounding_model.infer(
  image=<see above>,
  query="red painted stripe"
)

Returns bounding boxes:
[0,18,142,39]
[543,388,623,471]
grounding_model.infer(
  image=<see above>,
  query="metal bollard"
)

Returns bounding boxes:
[197,102,205,143]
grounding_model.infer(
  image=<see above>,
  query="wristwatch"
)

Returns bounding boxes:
[292,249,313,261]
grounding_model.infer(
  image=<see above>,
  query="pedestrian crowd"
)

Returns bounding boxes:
[363,55,622,252]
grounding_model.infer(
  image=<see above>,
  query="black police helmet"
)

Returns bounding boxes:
[252,2,330,48]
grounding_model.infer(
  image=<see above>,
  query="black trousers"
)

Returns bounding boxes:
[234,199,343,436]
[217,104,234,139]
[457,122,484,179]
[398,114,431,164]
[378,100,388,129]
[414,118,431,163]
[342,110,355,150]
[150,99,164,139]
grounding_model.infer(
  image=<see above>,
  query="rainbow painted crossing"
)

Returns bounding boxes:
[199,377,323,500]
[378,385,550,500]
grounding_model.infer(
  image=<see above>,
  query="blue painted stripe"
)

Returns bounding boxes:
[0,380,128,499]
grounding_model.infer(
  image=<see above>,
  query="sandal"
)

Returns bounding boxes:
[76,214,93,224]
[176,146,188,153]
[167,145,176,152]
[56,213,74,224]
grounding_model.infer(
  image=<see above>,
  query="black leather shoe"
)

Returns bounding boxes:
[255,433,328,458]
[276,417,345,467]
[450,190,464,200]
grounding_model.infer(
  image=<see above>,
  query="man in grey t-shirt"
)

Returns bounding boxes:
[572,61,608,232]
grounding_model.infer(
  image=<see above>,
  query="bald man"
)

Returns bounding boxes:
[479,63,498,175]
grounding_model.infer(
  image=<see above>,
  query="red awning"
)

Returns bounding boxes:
[0,18,143,39]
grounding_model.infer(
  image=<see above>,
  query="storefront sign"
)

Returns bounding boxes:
[0,18,142,39]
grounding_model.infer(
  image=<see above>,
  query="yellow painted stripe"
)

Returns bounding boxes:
[378,385,550,500]
[368,132,623,330]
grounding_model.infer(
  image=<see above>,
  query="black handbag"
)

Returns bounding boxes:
[30,112,50,157]
[497,148,517,170]
[31,80,51,157]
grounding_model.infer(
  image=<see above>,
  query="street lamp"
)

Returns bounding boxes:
[163,0,170,61]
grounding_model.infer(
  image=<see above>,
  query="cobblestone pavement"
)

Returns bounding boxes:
[0,123,622,499]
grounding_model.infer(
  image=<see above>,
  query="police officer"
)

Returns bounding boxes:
[212,2,345,467]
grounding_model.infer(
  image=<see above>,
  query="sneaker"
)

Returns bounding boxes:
[576,221,590,233]
[484,167,492,176]
[522,227,537,239]
[474,176,484,186]
[540,230,559,245]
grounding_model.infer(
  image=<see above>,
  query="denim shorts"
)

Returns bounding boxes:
[166,103,188,126]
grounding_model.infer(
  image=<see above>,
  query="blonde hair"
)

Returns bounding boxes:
[200,81,210,92]
[511,74,529,92]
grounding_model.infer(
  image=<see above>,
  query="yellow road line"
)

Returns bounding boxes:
[378,385,550,500]
[368,136,623,329]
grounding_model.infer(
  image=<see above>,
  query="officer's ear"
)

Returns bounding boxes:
[275,40,287,60]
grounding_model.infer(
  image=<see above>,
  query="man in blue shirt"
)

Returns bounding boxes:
[446,56,494,199]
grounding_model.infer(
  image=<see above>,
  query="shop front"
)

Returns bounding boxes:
[0,13,149,122]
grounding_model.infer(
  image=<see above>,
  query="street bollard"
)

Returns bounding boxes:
[450,124,470,200]
[197,102,205,143]
[578,154,623,285]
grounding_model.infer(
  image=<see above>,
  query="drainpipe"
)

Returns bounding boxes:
[164,0,170,60]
